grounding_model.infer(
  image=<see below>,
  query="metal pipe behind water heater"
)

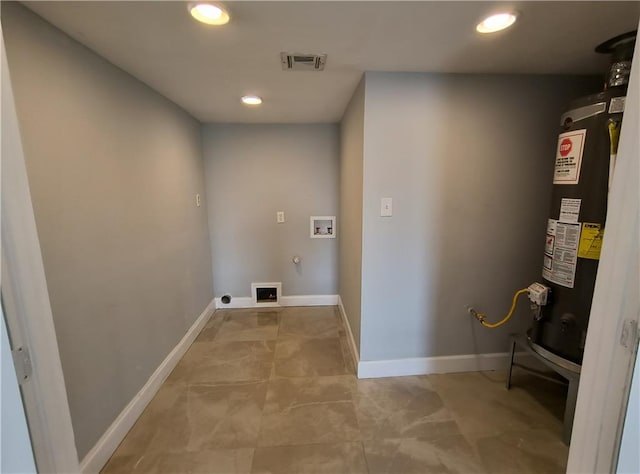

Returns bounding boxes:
[529,31,637,365]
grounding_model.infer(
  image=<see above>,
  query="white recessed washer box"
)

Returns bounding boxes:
[310,216,336,239]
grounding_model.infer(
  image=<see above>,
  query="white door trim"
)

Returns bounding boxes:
[0,305,37,473]
[1,25,80,473]
[567,31,640,474]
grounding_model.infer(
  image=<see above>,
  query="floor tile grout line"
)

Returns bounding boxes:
[254,438,365,450]
[250,320,280,470]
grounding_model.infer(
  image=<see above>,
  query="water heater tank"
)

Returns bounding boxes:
[530,31,636,364]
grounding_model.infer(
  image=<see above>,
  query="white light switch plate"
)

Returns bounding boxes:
[277,211,285,223]
[381,198,392,217]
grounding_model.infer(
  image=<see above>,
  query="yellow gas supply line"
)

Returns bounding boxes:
[473,288,529,328]
[608,119,621,192]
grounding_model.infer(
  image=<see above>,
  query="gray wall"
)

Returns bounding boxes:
[359,72,599,361]
[203,124,339,298]
[2,3,213,459]
[338,78,365,352]
[618,348,640,474]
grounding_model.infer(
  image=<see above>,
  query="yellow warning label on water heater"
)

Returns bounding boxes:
[578,223,603,260]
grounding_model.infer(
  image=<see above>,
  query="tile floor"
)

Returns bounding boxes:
[102,306,569,474]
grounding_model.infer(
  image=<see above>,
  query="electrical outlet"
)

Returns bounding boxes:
[277,211,285,223]
[196,193,201,207]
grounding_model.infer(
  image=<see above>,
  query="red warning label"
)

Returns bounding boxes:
[553,129,586,185]
[545,235,555,256]
[559,138,572,157]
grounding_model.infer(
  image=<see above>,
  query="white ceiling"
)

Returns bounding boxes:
[24,1,640,123]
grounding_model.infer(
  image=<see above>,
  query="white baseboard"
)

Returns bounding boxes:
[357,352,519,379]
[214,296,253,309]
[215,294,338,309]
[80,299,216,474]
[280,295,338,306]
[337,295,360,369]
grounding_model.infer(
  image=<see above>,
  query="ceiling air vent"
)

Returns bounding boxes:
[280,52,327,71]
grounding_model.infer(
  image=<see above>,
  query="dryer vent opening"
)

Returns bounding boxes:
[251,282,282,306]
[256,288,277,303]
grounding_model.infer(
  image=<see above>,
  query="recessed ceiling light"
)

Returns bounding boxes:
[241,95,262,106]
[476,12,517,34]
[188,2,230,26]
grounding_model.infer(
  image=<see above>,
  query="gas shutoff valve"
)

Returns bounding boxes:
[527,283,550,306]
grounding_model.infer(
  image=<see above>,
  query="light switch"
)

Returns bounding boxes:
[277,211,285,223]
[381,198,392,217]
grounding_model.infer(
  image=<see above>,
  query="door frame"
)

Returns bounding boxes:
[1,24,79,473]
[566,25,640,473]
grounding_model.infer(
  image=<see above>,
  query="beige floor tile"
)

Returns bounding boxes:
[251,442,368,474]
[174,340,275,383]
[139,448,254,474]
[101,454,140,474]
[144,381,268,452]
[187,383,268,450]
[353,375,454,439]
[258,376,360,447]
[273,338,348,377]
[473,428,568,474]
[104,448,254,474]
[192,312,225,343]
[507,371,568,421]
[102,307,569,474]
[111,381,186,455]
[364,435,485,474]
[279,306,339,339]
[215,311,279,342]
[429,371,563,439]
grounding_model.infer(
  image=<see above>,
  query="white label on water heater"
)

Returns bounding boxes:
[544,219,557,256]
[609,97,625,114]
[559,198,581,223]
[553,129,587,185]
[542,219,580,288]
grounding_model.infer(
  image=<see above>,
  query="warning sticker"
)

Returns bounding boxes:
[542,220,580,288]
[553,129,587,185]
[555,221,580,248]
[578,223,604,260]
[545,218,557,256]
[609,97,626,114]
[545,235,555,256]
[559,198,581,223]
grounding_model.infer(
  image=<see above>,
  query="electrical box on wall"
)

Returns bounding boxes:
[310,216,336,238]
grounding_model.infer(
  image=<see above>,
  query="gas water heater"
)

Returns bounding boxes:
[529,31,637,365]
[469,31,636,369]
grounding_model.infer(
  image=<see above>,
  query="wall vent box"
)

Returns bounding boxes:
[251,282,282,307]
[310,216,336,239]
